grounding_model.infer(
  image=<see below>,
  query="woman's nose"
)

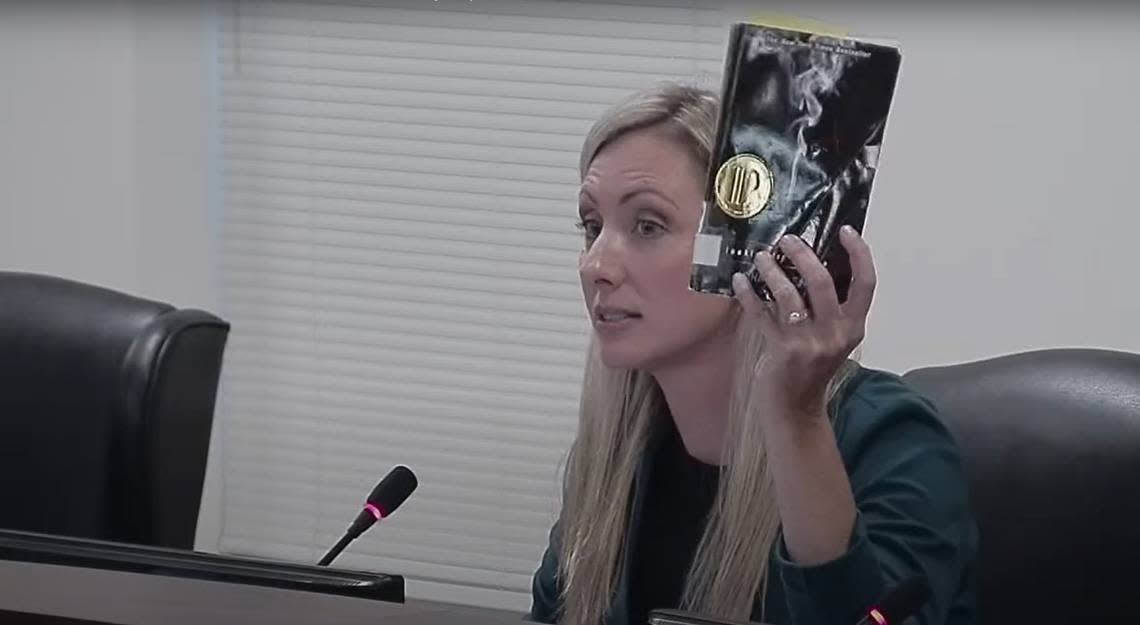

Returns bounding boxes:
[578,232,625,287]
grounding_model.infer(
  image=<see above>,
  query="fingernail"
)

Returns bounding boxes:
[842,225,857,235]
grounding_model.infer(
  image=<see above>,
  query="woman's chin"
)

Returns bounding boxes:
[597,341,656,371]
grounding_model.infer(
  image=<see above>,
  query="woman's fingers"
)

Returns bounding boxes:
[777,235,840,323]
[838,225,877,323]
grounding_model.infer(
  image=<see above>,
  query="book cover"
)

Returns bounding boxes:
[689,22,902,304]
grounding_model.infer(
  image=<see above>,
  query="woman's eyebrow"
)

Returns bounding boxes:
[620,187,679,212]
[578,186,680,212]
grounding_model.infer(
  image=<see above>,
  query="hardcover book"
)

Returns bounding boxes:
[689,22,902,304]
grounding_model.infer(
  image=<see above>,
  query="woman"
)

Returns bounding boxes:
[528,83,978,625]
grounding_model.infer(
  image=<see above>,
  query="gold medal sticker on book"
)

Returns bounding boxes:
[714,154,774,220]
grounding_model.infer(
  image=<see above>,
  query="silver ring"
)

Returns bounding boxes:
[787,310,810,324]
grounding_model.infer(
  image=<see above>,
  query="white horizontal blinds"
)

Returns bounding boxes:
[216,0,729,610]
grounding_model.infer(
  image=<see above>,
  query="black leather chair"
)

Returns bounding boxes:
[904,348,1140,625]
[0,272,230,550]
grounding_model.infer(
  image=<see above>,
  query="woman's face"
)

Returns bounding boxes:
[577,126,734,371]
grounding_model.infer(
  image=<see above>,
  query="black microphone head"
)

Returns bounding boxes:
[365,465,418,519]
[324,465,419,564]
[874,576,931,624]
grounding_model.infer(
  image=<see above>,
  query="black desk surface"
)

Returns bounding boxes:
[0,529,402,603]
[0,559,524,625]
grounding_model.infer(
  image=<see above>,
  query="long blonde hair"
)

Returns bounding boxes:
[557,82,857,625]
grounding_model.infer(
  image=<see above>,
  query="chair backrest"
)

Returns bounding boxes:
[0,272,230,549]
[903,348,1140,625]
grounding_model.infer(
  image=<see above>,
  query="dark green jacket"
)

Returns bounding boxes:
[528,367,978,625]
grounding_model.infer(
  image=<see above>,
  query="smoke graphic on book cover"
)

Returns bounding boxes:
[690,23,901,303]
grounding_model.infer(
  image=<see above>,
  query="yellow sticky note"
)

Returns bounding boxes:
[748,12,849,37]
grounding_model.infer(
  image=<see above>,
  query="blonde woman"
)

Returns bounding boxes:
[528,83,978,625]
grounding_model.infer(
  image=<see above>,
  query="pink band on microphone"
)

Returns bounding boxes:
[364,503,385,521]
[868,608,887,625]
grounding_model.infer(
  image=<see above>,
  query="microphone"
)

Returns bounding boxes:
[317,465,418,567]
[854,576,931,625]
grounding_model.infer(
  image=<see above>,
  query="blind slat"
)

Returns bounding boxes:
[225,385,578,434]
[221,19,724,57]
[223,113,589,149]
[226,31,719,72]
[223,129,574,168]
[221,64,637,107]
[227,205,580,248]
[220,253,584,300]
[233,2,726,43]
[225,368,580,414]
[222,145,579,189]
[224,158,575,199]
[221,48,718,89]
[223,225,577,267]
[225,177,582,216]
[225,193,578,230]
[221,277,586,320]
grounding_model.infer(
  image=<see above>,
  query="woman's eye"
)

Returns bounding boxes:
[576,219,602,242]
[635,219,665,238]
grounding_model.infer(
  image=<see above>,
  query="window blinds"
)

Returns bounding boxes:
[216,0,732,610]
